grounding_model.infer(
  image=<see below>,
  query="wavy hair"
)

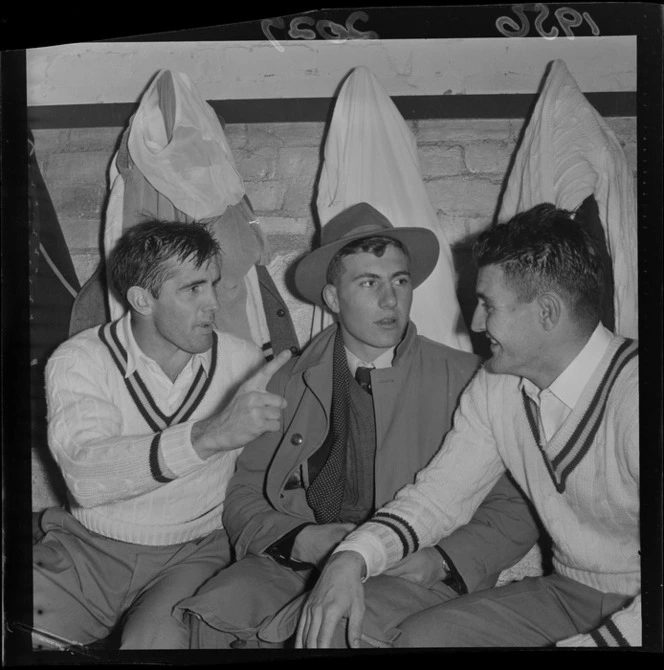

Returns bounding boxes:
[109,219,220,303]
[473,203,605,330]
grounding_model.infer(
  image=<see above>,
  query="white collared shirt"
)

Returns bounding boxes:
[123,316,212,408]
[520,323,613,441]
[345,346,395,377]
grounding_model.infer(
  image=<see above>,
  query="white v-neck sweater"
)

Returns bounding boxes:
[45,315,263,545]
[339,335,639,598]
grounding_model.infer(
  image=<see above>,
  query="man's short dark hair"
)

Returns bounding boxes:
[326,236,409,286]
[108,220,220,303]
[473,203,605,330]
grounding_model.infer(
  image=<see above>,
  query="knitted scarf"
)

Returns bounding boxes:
[305,327,350,522]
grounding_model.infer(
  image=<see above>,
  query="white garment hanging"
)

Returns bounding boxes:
[245,265,271,357]
[103,69,272,350]
[105,163,126,321]
[127,69,245,220]
[497,59,637,339]
[311,66,472,351]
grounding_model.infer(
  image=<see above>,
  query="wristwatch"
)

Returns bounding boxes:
[432,545,467,595]
[432,545,450,578]
[264,523,316,571]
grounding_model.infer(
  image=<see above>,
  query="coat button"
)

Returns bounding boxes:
[277,308,286,317]
[290,433,303,445]
[290,346,300,355]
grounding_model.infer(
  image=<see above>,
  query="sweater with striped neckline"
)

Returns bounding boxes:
[338,334,639,600]
[45,313,263,546]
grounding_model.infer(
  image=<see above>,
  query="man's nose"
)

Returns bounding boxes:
[206,287,220,313]
[470,304,485,333]
[379,284,398,308]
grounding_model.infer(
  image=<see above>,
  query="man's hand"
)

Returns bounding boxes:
[295,550,366,649]
[191,349,291,458]
[383,547,448,589]
[291,523,356,568]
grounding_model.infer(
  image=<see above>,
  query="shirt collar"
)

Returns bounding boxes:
[520,323,612,409]
[121,312,212,379]
[345,346,395,377]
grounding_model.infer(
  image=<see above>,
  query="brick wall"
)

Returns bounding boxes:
[33,116,637,294]
[30,116,637,509]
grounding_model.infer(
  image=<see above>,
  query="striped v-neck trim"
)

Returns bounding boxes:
[523,338,637,493]
[98,320,218,433]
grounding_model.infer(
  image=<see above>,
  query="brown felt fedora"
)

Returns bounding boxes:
[294,202,439,307]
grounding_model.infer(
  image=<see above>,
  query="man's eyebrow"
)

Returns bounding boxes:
[351,271,381,280]
[350,269,412,281]
[178,278,208,290]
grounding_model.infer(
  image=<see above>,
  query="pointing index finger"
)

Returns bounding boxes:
[244,349,293,392]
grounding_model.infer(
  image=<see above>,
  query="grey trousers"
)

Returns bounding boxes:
[178,553,462,648]
[393,573,631,647]
[33,506,231,650]
[178,554,311,648]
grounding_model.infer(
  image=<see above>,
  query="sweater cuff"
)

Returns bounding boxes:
[334,528,391,580]
[556,596,641,647]
[159,421,206,478]
[432,545,468,595]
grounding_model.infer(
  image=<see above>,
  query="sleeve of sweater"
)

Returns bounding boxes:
[335,369,507,577]
[45,336,262,508]
[555,595,641,647]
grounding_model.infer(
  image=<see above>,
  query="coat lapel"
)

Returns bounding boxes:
[264,333,335,506]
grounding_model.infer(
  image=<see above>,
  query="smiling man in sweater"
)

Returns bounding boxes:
[32,220,291,649]
[297,202,640,648]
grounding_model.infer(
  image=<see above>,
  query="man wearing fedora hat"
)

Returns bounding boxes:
[176,202,539,648]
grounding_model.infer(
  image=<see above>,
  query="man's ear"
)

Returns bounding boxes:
[538,292,562,331]
[127,286,153,316]
[322,283,340,315]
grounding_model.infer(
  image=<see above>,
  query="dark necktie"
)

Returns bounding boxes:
[355,366,373,394]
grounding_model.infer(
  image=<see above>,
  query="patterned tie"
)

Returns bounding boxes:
[355,366,373,394]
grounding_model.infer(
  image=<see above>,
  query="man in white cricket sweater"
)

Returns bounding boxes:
[297,203,641,648]
[32,220,291,649]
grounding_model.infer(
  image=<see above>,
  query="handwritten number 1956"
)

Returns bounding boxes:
[496,4,600,39]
